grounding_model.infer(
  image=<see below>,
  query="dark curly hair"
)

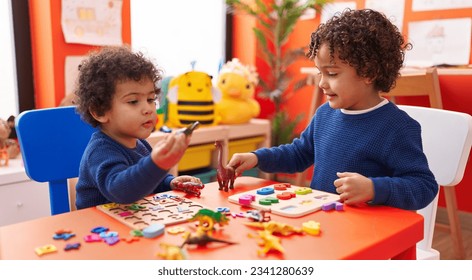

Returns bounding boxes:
[306,9,412,93]
[75,45,163,127]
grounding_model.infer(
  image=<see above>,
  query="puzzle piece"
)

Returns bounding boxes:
[321,201,344,211]
[35,244,57,256]
[302,220,321,235]
[142,223,165,238]
[64,242,81,251]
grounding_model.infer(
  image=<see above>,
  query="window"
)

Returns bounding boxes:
[130,0,227,79]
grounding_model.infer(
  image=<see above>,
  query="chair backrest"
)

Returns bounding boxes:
[382,67,443,109]
[397,105,472,253]
[16,106,96,215]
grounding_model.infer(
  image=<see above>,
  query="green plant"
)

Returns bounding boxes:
[226,0,331,145]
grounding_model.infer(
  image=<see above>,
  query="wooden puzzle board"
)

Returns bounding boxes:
[96,193,208,230]
[228,184,340,218]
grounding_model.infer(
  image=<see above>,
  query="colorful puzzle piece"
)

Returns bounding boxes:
[142,223,165,238]
[228,184,340,218]
[35,244,57,256]
[302,220,321,235]
[321,201,344,211]
[64,242,81,251]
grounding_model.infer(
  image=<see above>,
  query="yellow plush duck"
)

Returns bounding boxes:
[216,58,260,124]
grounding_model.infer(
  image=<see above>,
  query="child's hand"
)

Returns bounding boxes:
[151,132,191,170]
[170,175,203,190]
[227,152,258,177]
[333,172,374,205]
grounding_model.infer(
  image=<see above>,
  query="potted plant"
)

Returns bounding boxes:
[226,0,331,145]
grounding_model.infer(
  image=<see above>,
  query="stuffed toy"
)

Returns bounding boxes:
[216,58,260,124]
[0,117,20,166]
[166,71,222,128]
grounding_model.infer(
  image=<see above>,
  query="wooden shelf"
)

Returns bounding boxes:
[147,118,271,178]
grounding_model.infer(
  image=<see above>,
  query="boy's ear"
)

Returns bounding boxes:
[89,108,109,124]
[364,76,375,85]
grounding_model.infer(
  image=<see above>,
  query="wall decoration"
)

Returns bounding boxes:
[405,17,472,67]
[61,0,123,46]
[413,0,472,11]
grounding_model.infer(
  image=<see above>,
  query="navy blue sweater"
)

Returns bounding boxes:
[255,102,438,210]
[75,131,173,209]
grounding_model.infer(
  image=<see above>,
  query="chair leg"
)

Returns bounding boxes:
[443,187,465,259]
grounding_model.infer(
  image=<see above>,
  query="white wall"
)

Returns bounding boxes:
[0,0,18,120]
[130,0,226,79]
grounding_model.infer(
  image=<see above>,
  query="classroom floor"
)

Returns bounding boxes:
[432,208,472,260]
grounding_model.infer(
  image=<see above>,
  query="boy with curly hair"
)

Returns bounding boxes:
[74,46,201,210]
[227,9,438,210]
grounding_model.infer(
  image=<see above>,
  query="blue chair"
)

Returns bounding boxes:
[16,106,96,215]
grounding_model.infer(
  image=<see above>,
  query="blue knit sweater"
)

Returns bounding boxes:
[255,102,438,210]
[75,131,173,209]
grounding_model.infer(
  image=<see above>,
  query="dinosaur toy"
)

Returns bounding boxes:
[245,221,303,236]
[215,140,235,191]
[180,230,237,248]
[173,181,205,197]
[157,243,187,260]
[188,208,229,234]
[252,230,285,256]
[216,58,260,124]
[245,209,271,222]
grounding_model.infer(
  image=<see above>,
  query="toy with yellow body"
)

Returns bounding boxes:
[216,58,260,124]
[166,71,221,128]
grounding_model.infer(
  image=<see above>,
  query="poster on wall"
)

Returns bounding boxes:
[365,0,405,32]
[413,0,472,11]
[61,0,123,46]
[404,18,472,67]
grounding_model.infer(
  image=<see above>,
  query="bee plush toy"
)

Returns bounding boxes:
[166,71,222,128]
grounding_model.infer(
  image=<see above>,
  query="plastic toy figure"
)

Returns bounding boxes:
[254,230,284,256]
[180,230,236,248]
[245,221,303,236]
[188,208,229,234]
[245,209,271,222]
[215,140,235,191]
[174,181,205,197]
[157,243,187,260]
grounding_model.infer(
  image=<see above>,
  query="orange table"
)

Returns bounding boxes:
[0,177,423,260]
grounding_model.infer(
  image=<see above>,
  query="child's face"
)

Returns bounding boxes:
[96,78,158,148]
[314,44,381,111]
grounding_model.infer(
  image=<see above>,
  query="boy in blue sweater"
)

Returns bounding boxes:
[74,46,201,210]
[227,9,438,210]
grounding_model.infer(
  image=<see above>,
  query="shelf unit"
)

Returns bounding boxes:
[0,157,50,226]
[147,118,271,180]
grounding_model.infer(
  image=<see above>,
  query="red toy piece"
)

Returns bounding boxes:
[215,140,235,191]
[174,181,205,197]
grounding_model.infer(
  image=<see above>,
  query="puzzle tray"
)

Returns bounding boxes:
[228,184,340,218]
[96,193,208,230]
